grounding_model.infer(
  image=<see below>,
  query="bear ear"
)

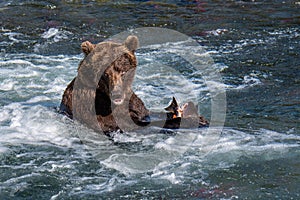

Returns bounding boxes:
[81,41,96,56]
[124,35,139,52]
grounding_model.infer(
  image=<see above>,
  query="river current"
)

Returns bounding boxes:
[0,1,299,199]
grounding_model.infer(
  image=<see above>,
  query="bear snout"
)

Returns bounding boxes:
[111,86,125,105]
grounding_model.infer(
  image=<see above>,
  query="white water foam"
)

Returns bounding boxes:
[0,79,17,91]
[0,102,79,148]
[95,125,300,185]
[41,28,73,42]
[3,32,25,43]
[223,70,270,90]
[0,54,83,152]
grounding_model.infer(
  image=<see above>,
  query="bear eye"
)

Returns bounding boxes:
[102,73,109,80]
[120,71,126,76]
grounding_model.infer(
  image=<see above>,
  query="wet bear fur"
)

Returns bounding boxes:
[60,36,150,134]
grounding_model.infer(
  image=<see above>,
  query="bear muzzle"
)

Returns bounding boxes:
[111,86,125,105]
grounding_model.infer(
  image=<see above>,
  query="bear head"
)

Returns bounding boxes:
[76,35,139,107]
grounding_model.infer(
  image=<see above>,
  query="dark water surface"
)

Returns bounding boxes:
[0,0,299,199]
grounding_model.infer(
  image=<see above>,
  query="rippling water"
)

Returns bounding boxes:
[0,1,299,199]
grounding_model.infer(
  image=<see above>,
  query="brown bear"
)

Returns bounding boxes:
[60,35,151,135]
[59,35,209,136]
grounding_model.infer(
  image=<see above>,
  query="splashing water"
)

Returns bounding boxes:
[0,1,299,199]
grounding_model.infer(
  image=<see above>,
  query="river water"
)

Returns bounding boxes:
[0,1,299,199]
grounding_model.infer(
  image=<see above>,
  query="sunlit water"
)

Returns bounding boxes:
[0,1,299,199]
